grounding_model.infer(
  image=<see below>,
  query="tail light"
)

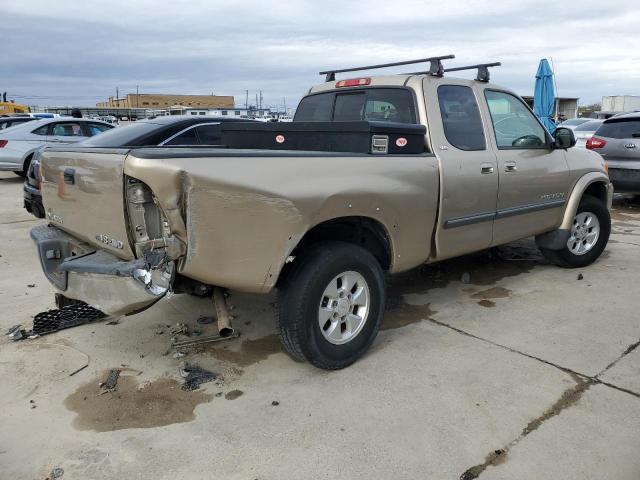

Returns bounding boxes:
[586,137,607,150]
[336,78,371,88]
[0,140,7,148]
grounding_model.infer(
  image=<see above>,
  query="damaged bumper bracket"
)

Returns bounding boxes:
[31,225,174,316]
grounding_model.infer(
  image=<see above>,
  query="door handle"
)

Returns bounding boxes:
[481,165,494,174]
[505,162,517,172]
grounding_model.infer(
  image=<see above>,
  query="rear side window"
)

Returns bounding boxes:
[32,125,49,135]
[194,124,222,145]
[437,85,486,151]
[596,119,640,139]
[295,88,417,123]
[164,127,199,146]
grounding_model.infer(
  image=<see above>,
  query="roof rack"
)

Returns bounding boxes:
[408,62,501,82]
[444,62,501,82]
[319,55,455,82]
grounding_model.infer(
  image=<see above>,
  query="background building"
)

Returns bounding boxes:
[521,95,579,120]
[601,95,640,113]
[97,93,234,109]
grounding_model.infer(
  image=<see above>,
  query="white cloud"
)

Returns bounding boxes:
[2,0,639,107]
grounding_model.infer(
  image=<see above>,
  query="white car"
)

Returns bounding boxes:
[0,118,113,175]
[557,118,592,131]
[573,119,605,148]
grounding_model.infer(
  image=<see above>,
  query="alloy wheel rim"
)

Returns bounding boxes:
[567,211,600,255]
[318,271,370,345]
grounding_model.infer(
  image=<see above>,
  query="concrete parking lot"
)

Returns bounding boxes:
[1,171,639,480]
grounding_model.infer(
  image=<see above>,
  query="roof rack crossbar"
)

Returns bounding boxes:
[443,62,501,82]
[407,62,501,82]
[319,55,455,82]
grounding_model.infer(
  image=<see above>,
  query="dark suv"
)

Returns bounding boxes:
[24,115,254,218]
[587,112,640,193]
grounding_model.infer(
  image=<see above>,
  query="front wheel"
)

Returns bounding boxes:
[540,195,611,268]
[276,241,385,370]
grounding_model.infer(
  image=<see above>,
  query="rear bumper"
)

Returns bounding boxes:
[608,168,640,194]
[31,225,173,316]
[23,182,45,218]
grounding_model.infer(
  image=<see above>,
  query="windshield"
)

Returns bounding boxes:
[574,120,603,132]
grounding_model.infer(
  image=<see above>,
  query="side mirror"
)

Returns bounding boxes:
[553,127,576,149]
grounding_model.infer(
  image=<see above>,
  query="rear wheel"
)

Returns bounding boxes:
[276,241,385,370]
[540,195,610,268]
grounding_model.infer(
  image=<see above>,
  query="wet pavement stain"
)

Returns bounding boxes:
[387,239,545,296]
[203,334,282,367]
[382,296,436,330]
[471,287,512,300]
[477,299,496,308]
[64,373,212,432]
[225,389,244,400]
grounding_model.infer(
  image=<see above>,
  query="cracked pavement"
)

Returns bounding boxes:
[0,172,639,479]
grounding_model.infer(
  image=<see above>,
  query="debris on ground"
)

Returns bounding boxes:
[196,315,215,325]
[32,303,106,336]
[577,273,584,280]
[461,272,471,284]
[106,319,120,325]
[171,331,239,349]
[6,324,26,341]
[27,283,36,288]
[272,400,280,406]
[178,363,217,391]
[47,467,64,479]
[170,323,188,336]
[98,369,120,394]
[69,364,88,377]
[173,351,185,359]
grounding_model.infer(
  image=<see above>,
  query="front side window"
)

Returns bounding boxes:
[485,90,547,149]
[51,122,84,137]
[437,85,486,151]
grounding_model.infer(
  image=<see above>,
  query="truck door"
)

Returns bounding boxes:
[481,90,569,245]
[424,79,499,260]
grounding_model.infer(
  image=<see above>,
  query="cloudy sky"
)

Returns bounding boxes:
[2,0,639,110]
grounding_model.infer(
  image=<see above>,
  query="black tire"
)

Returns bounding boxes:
[540,195,610,268]
[276,241,385,370]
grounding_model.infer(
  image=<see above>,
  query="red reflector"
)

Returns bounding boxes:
[336,77,371,88]
[586,137,607,150]
[0,140,7,148]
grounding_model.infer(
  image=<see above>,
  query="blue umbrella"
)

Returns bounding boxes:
[533,59,556,134]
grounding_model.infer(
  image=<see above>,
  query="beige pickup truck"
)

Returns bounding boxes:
[32,56,612,369]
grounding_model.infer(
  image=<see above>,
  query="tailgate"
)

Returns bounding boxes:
[39,148,135,260]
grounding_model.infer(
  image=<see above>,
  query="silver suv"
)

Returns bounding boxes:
[588,113,640,193]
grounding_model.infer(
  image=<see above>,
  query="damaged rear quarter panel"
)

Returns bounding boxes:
[124,150,438,293]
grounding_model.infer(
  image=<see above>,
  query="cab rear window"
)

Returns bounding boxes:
[294,88,417,124]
